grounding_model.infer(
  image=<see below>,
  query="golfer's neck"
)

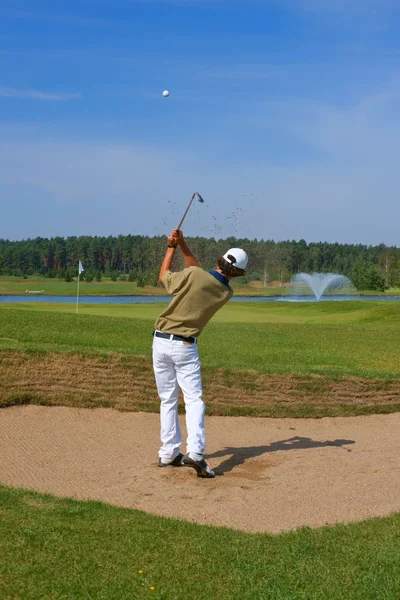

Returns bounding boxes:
[214,267,233,280]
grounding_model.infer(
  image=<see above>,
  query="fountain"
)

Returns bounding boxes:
[291,273,354,301]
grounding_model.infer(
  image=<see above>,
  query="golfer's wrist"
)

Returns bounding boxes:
[168,245,177,249]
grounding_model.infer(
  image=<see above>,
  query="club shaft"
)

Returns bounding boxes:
[177,193,196,230]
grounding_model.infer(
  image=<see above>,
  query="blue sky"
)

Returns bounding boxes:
[1,0,400,244]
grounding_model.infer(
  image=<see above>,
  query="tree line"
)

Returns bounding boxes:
[0,235,399,290]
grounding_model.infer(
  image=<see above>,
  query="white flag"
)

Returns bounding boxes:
[78,260,84,274]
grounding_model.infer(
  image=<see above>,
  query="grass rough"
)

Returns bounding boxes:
[1,349,400,418]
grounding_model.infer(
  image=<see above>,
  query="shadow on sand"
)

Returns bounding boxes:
[208,436,355,476]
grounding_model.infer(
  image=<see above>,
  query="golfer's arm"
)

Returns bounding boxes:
[159,248,176,282]
[179,238,201,268]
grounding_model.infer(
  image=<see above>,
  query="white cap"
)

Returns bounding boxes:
[222,248,248,270]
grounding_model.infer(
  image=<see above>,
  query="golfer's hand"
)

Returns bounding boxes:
[175,229,184,245]
[168,229,180,248]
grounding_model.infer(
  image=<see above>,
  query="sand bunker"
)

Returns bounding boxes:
[0,406,399,533]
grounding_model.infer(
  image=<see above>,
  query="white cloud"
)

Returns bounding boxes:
[0,119,399,245]
[0,87,81,101]
[260,82,400,165]
[126,0,400,29]
[0,134,204,239]
[289,0,400,14]
[202,63,284,81]
[1,74,400,245]
[109,0,400,9]
[0,8,112,28]
[262,0,400,30]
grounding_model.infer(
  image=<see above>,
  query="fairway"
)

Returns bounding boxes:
[1,275,400,297]
[2,297,400,324]
[1,301,399,374]
[0,275,165,296]
[0,275,284,297]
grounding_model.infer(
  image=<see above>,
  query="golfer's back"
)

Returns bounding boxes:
[155,266,233,339]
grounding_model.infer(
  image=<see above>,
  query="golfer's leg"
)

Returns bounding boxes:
[152,338,182,460]
[174,343,205,455]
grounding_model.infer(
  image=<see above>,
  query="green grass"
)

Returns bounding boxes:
[0,275,282,297]
[1,302,400,377]
[0,275,286,297]
[358,287,400,296]
[2,298,400,324]
[2,275,400,297]
[0,275,167,296]
[1,302,399,417]
[1,301,399,597]
[1,485,399,600]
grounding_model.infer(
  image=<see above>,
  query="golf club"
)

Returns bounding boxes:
[177,192,204,230]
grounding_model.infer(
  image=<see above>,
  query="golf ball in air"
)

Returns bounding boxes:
[163,90,170,97]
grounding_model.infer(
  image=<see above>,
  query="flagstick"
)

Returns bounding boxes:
[76,271,80,314]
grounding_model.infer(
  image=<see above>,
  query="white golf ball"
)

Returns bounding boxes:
[162,90,170,97]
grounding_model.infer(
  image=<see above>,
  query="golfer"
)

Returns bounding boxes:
[153,229,249,478]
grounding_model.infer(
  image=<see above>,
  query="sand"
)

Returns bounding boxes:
[0,405,399,534]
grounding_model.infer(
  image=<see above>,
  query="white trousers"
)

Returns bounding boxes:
[152,335,205,460]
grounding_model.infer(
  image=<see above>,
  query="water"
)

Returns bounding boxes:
[291,273,354,301]
[0,294,399,304]
[0,295,170,304]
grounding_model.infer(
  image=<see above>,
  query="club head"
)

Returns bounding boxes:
[193,192,205,203]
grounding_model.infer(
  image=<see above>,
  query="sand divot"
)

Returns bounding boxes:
[0,405,399,533]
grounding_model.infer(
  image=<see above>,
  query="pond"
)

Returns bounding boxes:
[1,295,400,303]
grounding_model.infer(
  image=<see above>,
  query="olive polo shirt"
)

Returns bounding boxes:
[154,266,233,338]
